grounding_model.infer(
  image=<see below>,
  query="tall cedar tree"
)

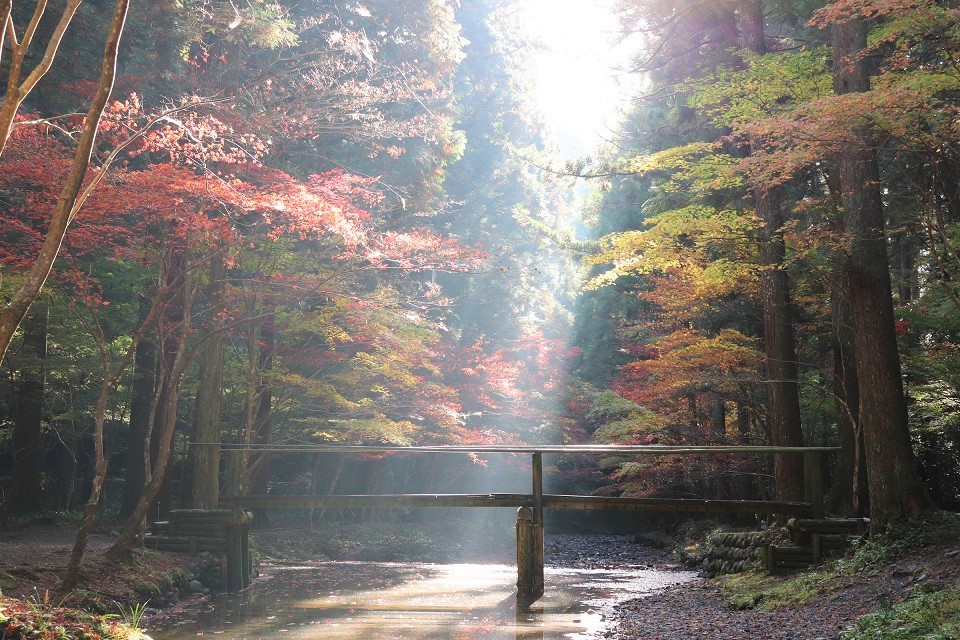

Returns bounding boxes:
[739,0,805,502]
[831,15,933,530]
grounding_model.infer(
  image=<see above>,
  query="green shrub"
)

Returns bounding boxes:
[841,584,960,639]
[722,569,837,611]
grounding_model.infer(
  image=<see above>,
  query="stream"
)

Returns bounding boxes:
[148,536,697,640]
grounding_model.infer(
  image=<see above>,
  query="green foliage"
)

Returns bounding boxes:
[0,591,138,640]
[690,48,832,127]
[722,569,838,611]
[837,513,960,574]
[840,584,960,640]
[116,601,149,632]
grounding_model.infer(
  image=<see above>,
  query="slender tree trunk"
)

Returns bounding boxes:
[9,300,47,514]
[739,2,806,502]
[0,0,84,154]
[62,260,166,586]
[182,257,226,508]
[754,164,805,505]
[709,392,726,439]
[735,402,755,499]
[829,263,868,515]
[833,18,933,530]
[150,251,187,518]
[249,311,275,527]
[121,299,157,517]
[315,454,345,524]
[108,377,183,560]
[108,263,192,561]
[64,388,110,588]
[55,420,79,510]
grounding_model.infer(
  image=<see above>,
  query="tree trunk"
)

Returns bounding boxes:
[108,375,182,560]
[739,2,806,502]
[735,402,755,499]
[150,250,187,518]
[107,260,191,561]
[9,300,48,514]
[249,312,275,527]
[62,253,165,586]
[63,386,109,587]
[120,299,157,517]
[829,263,868,516]
[55,419,79,510]
[738,0,765,54]
[0,0,130,368]
[709,393,726,439]
[182,257,226,508]
[833,18,933,530]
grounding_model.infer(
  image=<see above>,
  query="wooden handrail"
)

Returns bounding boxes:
[218,493,814,515]
[195,443,839,455]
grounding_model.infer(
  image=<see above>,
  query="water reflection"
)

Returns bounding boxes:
[150,562,695,640]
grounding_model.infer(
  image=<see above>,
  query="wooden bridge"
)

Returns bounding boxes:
[196,443,836,606]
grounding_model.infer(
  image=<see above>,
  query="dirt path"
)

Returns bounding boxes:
[0,524,117,570]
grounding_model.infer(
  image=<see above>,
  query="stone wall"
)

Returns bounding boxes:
[702,529,788,576]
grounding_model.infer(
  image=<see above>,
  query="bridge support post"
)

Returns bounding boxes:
[804,451,825,561]
[225,510,253,590]
[517,452,545,608]
[516,506,543,608]
[532,452,543,525]
[803,451,825,519]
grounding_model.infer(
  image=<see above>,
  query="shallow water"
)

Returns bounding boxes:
[149,561,696,640]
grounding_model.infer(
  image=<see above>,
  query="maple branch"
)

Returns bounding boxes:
[70,97,232,221]
[0,0,129,368]
[3,7,16,53]
[13,114,83,142]
[18,0,49,60]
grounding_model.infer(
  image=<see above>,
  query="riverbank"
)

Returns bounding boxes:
[5,516,959,639]
[613,512,960,639]
[0,520,219,624]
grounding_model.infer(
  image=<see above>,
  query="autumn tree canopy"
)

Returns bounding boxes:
[0,0,958,561]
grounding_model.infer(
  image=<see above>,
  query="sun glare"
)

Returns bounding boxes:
[521,0,639,157]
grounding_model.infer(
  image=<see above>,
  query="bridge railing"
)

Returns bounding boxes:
[201,443,835,518]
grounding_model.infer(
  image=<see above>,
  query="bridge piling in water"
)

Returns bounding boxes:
[517,453,546,608]
[516,506,544,607]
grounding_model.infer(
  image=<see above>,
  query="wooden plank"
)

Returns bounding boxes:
[218,493,534,509]
[543,495,813,515]
[198,443,839,455]
[171,512,247,524]
[218,493,813,515]
[166,521,231,532]
[171,509,242,518]
[793,518,869,532]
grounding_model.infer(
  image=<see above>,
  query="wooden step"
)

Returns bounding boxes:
[791,518,869,534]
[144,534,226,553]
[149,521,170,534]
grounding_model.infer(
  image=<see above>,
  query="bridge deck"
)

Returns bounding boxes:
[219,493,813,515]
